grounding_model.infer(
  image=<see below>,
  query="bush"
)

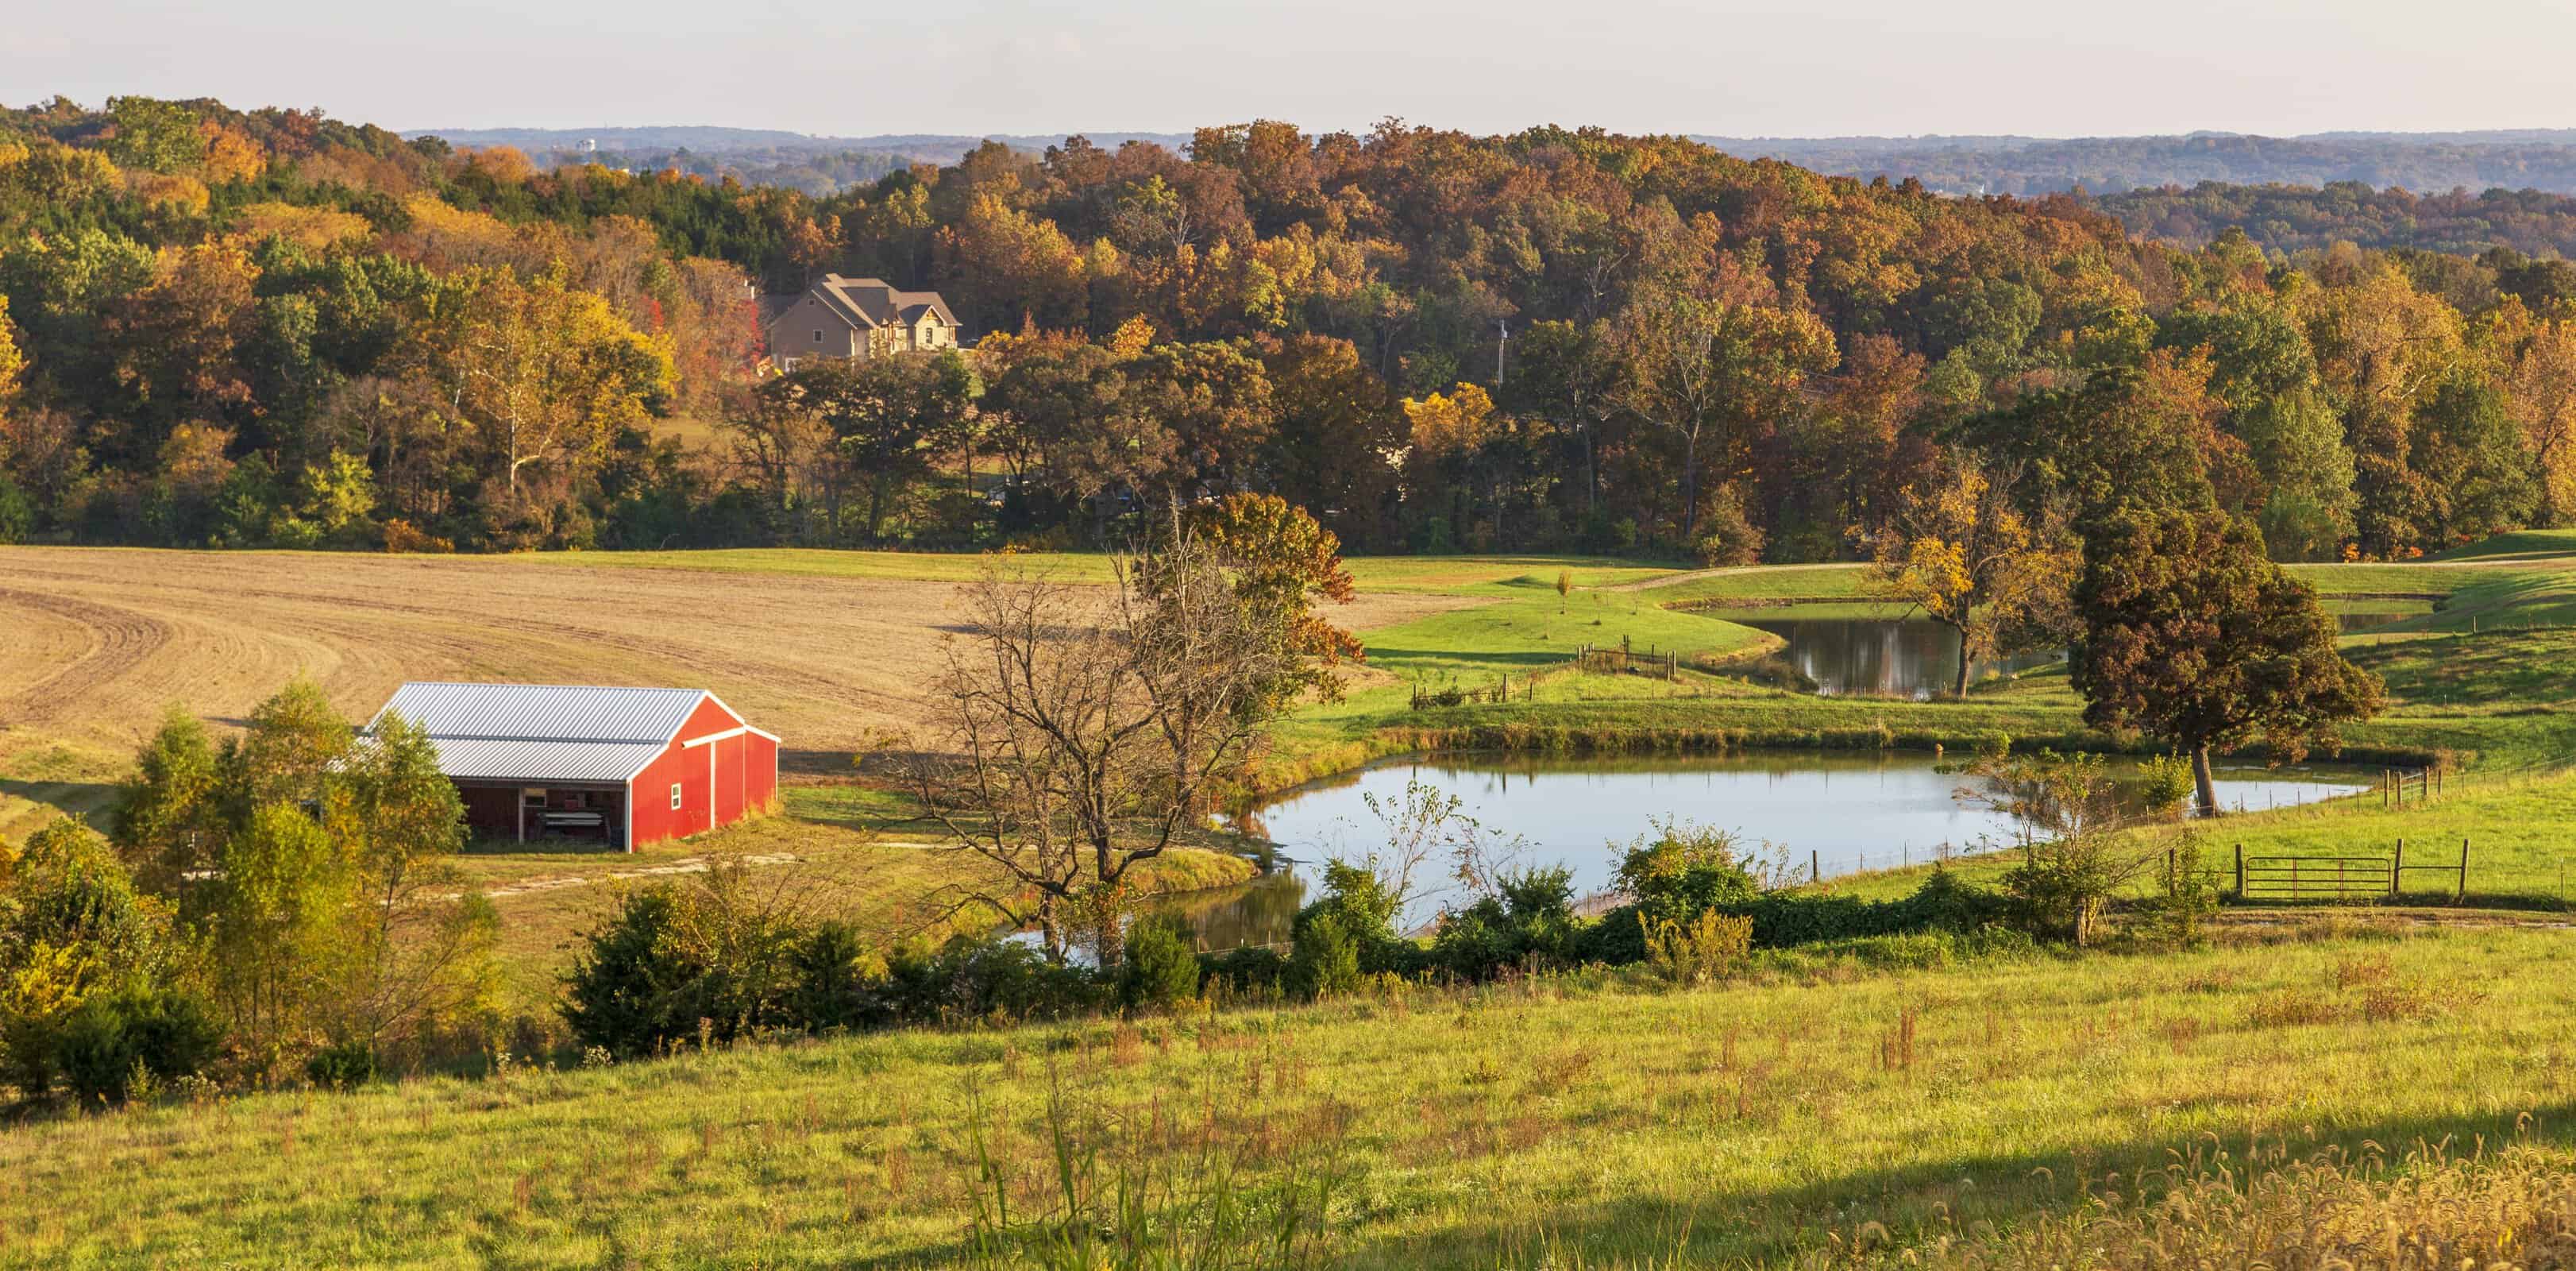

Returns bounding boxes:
[1198,945,1290,998]
[785,921,893,1032]
[304,1039,379,1091]
[1288,914,1363,1000]
[560,881,803,1054]
[1120,916,1201,1013]
[53,985,222,1105]
[1643,910,1754,986]
[2133,752,2196,817]
[1432,866,1578,979]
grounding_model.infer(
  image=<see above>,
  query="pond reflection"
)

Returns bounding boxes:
[1736,618,2060,699]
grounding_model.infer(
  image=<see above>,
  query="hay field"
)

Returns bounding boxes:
[0,547,1478,838]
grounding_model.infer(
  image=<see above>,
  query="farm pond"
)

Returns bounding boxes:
[1097,748,2377,958]
[1735,610,2424,700]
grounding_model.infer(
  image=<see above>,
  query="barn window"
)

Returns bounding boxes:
[669,782,683,809]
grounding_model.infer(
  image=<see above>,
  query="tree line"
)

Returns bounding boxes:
[8,96,2576,564]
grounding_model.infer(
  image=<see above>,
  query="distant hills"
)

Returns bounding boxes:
[408,124,2576,200]
[1691,130,2576,197]
[402,127,1197,196]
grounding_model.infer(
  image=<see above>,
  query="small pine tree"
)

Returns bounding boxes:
[1119,916,1200,1013]
[1288,913,1361,1001]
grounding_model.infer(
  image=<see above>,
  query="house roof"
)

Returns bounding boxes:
[364,682,743,785]
[806,274,958,330]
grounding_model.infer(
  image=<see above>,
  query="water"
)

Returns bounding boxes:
[1740,612,2424,699]
[1155,750,2372,950]
[1737,618,2060,699]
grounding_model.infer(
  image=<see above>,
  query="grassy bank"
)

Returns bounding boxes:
[6,922,2570,1268]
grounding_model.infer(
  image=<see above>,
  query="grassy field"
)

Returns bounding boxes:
[4,921,2570,1267]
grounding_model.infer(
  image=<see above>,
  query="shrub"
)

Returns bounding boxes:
[1198,945,1290,998]
[2133,753,2196,817]
[881,937,1101,1023]
[1433,866,1577,979]
[560,880,803,1054]
[1642,910,1753,986]
[304,1039,379,1091]
[1120,916,1201,1013]
[1288,914,1363,1000]
[2139,833,2219,948]
[53,985,222,1106]
[785,921,891,1032]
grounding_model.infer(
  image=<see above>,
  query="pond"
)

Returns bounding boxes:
[1131,749,2374,954]
[1737,610,2425,699]
[1736,617,2057,698]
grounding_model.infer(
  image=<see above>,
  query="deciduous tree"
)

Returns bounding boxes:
[2070,508,2385,815]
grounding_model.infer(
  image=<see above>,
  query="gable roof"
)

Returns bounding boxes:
[805,274,958,330]
[364,682,752,785]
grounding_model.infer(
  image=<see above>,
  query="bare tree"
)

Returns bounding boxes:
[906,531,1300,965]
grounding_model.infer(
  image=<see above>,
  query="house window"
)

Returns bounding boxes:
[812,330,823,343]
[669,783,683,810]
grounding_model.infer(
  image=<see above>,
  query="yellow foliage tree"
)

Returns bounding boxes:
[1402,383,1495,459]
[1872,459,2077,697]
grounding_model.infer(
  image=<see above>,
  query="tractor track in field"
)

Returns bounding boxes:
[0,587,174,732]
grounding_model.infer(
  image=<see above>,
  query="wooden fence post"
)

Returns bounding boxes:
[2392,837,2404,900]
[2235,843,2246,899]
[2458,836,2470,903]
[1812,849,1821,884]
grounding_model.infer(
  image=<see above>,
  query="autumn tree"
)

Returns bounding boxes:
[438,265,676,497]
[2070,508,2385,816]
[1612,291,1836,544]
[1871,456,2077,697]
[773,348,978,539]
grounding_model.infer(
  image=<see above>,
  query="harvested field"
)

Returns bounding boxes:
[0,547,1480,836]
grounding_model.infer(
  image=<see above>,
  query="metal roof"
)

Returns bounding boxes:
[365,682,720,785]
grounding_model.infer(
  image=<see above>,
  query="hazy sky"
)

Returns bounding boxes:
[9,0,2575,140]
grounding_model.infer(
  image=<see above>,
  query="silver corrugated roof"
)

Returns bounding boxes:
[366,682,715,784]
[418,738,670,784]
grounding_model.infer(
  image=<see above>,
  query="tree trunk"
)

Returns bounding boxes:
[1953,643,1972,698]
[2191,745,2219,818]
[1679,431,1701,543]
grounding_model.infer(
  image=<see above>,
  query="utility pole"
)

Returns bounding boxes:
[1495,318,1510,387]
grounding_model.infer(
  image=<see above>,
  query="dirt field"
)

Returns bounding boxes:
[0,547,1479,836]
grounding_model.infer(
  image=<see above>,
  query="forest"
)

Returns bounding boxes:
[7,95,2576,565]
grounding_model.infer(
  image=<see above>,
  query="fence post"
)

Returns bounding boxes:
[2235,842,2246,899]
[1812,849,1821,884]
[2392,837,2404,900]
[2458,837,2470,903]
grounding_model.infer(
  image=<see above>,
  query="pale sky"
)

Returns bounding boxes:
[6,0,2574,141]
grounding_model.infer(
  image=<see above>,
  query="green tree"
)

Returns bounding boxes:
[775,349,978,539]
[2070,509,2385,816]
[218,675,349,820]
[104,97,206,173]
[0,817,185,1099]
[324,710,493,1055]
[202,802,353,1078]
[113,705,222,890]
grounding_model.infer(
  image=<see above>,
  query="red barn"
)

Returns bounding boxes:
[367,682,780,852]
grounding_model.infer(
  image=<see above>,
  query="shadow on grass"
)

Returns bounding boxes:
[0,777,121,821]
[1354,1099,2576,1268]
